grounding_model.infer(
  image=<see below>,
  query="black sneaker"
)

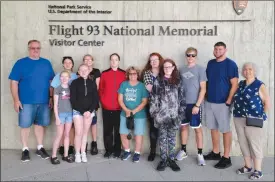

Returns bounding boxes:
[21,149,30,162]
[58,146,64,156]
[50,157,60,165]
[204,151,221,160]
[214,156,232,169]
[62,155,74,163]
[36,148,50,159]
[168,158,181,171]
[148,151,156,161]
[90,141,98,155]
[68,145,75,155]
[104,151,113,158]
[157,160,167,171]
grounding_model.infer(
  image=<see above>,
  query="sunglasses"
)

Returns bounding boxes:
[186,54,196,57]
[63,56,72,59]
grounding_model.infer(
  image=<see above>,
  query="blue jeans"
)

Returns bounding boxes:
[19,104,50,128]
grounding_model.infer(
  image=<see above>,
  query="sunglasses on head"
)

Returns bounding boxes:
[63,56,72,59]
[186,54,196,57]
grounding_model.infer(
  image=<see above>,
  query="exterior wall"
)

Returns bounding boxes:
[1,1,274,156]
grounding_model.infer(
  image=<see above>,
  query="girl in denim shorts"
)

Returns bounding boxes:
[51,71,74,164]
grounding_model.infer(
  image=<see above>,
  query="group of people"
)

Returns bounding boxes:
[9,40,270,180]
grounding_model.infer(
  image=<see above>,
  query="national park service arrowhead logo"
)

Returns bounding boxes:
[233,0,248,15]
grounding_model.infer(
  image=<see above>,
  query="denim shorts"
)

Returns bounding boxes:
[181,104,202,128]
[58,112,73,124]
[19,104,50,128]
[119,115,146,136]
[73,110,97,125]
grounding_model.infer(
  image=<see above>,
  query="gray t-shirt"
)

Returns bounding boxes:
[54,85,72,113]
[179,64,207,104]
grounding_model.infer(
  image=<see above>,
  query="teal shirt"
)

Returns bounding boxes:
[118,81,148,118]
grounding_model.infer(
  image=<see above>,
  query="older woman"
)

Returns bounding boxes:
[233,62,270,180]
[118,66,148,163]
[150,59,186,172]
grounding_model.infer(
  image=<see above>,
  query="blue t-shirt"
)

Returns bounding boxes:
[206,58,239,103]
[118,81,149,118]
[51,72,78,88]
[9,57,55,104]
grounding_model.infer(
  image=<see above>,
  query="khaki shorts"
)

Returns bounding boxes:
[234,117,264,159]
[205,101,231,133]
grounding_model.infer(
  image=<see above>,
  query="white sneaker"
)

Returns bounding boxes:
[176,150,188,161]
[197,154,206,166]
[75,153,81,163]
[81,152,87,163]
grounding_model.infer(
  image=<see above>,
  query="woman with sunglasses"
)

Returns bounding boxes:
[141,52,164,161]
[51,56,78,157]
[176,47,207,166]
[150,59,186,172]
[118,66,148,163]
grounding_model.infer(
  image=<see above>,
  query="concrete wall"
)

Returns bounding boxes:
[1,1,274,156]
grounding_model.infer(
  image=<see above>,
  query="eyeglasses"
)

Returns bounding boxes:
[150,59,159,62]
[63,56,72,59]
[29,47,41,50]
[186,54,196,57]
[129,73,137,76]
[163,66,174,69]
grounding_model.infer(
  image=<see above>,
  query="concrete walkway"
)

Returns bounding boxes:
[1,149,274,181]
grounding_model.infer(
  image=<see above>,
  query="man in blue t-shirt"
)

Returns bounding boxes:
[203,42,239,169]
[9,40,55,162]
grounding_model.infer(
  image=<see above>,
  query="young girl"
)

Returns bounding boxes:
[51,56,78,156]
[70,64,99,163]
[82,54,101,155]
[141,52,164,161]
[150,59,186,172]
[51,71,74,164]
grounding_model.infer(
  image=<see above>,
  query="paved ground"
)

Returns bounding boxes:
[1,149,274,181]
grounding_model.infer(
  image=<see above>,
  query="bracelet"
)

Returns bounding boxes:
[194,104,200,108]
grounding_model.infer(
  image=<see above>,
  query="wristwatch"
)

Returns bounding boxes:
[194,104,200,108]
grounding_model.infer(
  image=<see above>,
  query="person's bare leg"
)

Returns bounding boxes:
[69,126,75,146]
[223,131,232,158]
[81,116,92,153]
[181,125,189,145]
[194,127,203,149]
[121,134,130,150]
[52,125,64,158]
[74,116,84,154]
[21,128,31,148]
[211,129,220,153]
[253,158,262,171]
[91,124,97,141]
[244,156,252,168]
[34,125,44,146]
[135,135,143,153]
[63,123,72,157]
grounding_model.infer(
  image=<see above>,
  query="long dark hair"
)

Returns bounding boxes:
[141,52,164,80]
[159,59,180,85]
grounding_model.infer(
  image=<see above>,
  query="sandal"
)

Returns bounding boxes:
[51,157,60,165]
[236,166,253,174]
[62,155,74,163]
[249,170,263,180]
